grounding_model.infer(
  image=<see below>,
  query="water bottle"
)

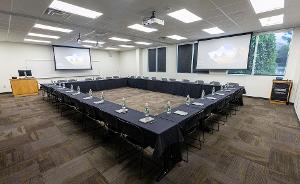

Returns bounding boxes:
[89,89,93,98]
[122,97,126,110]
[220,85,224,91]
[212,87,215,95]
[70,84,74,92]
[166,101,172,114]
[62,83,65,89]
[201,90,205,99]
[100,91,104,101]
[144,103,150,117]
[186,95,191,106]
[77,86,80,93]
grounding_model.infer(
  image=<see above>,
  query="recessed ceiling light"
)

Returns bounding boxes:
[202,27,224,34]
[49,0,102,19]
[24,38,51,44]
[82,45,94,48]
[128,24,158,33]
[28,33,60,39]
[166,35,187,40]
[119,45,135,48]
[249,0,284,14]
[135,41,152,45]
[259,14,284,26]
[109,37,131,42]
[83,40,105,44]
[167,8,202,23]
[105,47,119,50]
[33,24,73,33]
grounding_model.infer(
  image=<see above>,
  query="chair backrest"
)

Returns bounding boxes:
[182,79,189,83]
[95,77,102,80]
[130,76,135,78]
[113,76,119,79]
[136,76,142,79]
[210,81,220,86]
[106,77,112,79]
[57,80,67,83]
[68,79,76,82]
[162,78,168,81]
[85,78,93,81]
[118,119,145,147]
[151,77,156,80]
[169,78,176,82]
[228,82,239,87]
[195,80,204,84]
[143,77,149,80]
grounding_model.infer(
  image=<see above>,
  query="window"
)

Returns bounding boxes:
[148,47,166,72]
[229,30,293,76]
[177,43,209,73]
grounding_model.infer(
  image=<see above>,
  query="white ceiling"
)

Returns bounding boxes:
[0,0,299,50]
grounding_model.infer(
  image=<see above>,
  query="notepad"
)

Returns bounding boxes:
[174,110,188,116]
[206,97,217,100]
[139,117,154,123]
[93,100,104,104]
[72,92,80,95]
[83,96,93,100]
[192,102,204,106]
[66,90,73,93]
[215,93,225,96]
[225,90,231,92]
[115,108,128,114]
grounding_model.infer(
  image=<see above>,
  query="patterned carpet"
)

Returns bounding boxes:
[0,87,299,184]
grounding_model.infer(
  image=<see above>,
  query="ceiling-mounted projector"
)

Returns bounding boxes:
[142,11,165,26]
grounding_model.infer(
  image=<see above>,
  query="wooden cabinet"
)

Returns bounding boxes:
[10,78,39,97]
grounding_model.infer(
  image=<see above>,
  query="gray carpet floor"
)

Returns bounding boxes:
[0,87,299,184]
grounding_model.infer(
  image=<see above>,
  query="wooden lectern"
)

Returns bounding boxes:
[10,78,39,97]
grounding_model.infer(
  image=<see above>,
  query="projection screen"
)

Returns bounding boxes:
[53,46,92,70]
[196,34,251,70]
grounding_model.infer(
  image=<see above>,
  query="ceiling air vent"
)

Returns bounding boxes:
[44,8,71,19]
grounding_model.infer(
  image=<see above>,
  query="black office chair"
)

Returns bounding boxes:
[161,78,168,81]
[228,82,239,87]
[95,77,103,80]
[151,77,156,80]
[130,76,135,78]
[210,81,220,86]
[182,79,189,83]
[113,76,119,79]
[68,79,77,82]
[169,78,176,82]
[117,118,148,177]
[106,77,112,79]
[143,77,149,80]
[136,76,142,79]
[195,80,204,84]
[85,78,93,81]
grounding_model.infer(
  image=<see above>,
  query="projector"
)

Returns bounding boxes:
[142,11,165,26]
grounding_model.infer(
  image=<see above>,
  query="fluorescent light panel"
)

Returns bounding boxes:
[119,45,135,48]
[166,35,187,40]
[167,8,202,23]
[259,14,284,26]
[135,41,152,45]
[83,40,105,44]
[202,27,224,34]
[33,23,73,33]
[249,0,284,14]
[128,24,158,33]
[109,37,131,42]
[105,47,119,50]
[49,0,102,19]
[28,33,60,39]
[24,38,51,43]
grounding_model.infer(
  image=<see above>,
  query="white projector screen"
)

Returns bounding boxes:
[53,46,92,70]
[196,34,251,70]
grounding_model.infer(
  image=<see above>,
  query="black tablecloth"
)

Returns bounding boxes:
[41,79,245,159]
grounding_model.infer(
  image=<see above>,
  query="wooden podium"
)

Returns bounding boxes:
[10,78,39,97]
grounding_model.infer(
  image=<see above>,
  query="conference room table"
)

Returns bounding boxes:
[41,79,245,181]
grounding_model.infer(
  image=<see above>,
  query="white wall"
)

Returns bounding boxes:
[119,49,139,77]
[295,75,300,120]
[0,42,120,93]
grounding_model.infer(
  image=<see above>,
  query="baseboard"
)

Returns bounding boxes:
[243,95,294,105]
[0,92,12,95]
